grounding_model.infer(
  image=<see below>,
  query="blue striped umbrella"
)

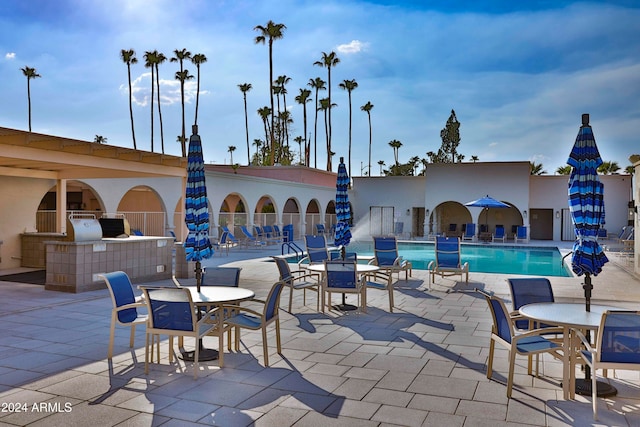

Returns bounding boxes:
[567,114,608,311]
[184,125,213,291]
[334,157,352,249]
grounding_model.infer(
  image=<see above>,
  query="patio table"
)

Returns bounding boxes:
[181,286,255,361]
[519,302,622,399]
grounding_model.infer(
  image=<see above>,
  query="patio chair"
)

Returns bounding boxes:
[223,281,286,366]
[300,234,330,265]
[322,260,367,313]
[447,223,457,237]
[462,223,476,241]
[371,235,412,280]
[100,271,148,359]
[573,310,640,420]
[210,230,231,255]
[611,226,631,243]
[221,226,240,246]
[240,225,266,247]
[273,256,320,312]
[514,225,529,243]
[364,270,395,312]
[492,225,506,243]
[262,225,283,244]
[315,224,326,235]
[478,288,564,398]
[427,236,468,290]
[140,286,223,379]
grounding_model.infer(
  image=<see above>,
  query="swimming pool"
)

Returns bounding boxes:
[318,241,572,277]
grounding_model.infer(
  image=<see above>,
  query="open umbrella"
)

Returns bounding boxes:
[184,124,213,292]
[464,195,510,231]
[567,113,611,397]
[334,157,354,311]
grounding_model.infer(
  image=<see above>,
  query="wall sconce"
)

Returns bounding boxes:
[556,211,560,219]
[523,210,527,219]
[425,208,430,217]
[406,209,410,216]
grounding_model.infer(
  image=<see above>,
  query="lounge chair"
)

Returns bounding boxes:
[492,225,506,243]
[609,226,629,243]
[240,225,266,247]
[371,236,412,280]
[210,230,231,255]
[447,223,458,237]
[300,234,330,265]
[315,224,326,236]
[428,236,469,290]
[221,226,240,246]
[262,225,283,244]
[514,225,528,243]
[462,223,476,242]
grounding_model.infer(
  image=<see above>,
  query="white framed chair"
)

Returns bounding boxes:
[100,271,148,359]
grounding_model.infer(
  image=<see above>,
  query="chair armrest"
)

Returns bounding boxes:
[515,326,565,341]
[290,270,320,281]
[115,301,147,312]
[572,328,596,353]
[427,260,435,269]
[221,305,263,318]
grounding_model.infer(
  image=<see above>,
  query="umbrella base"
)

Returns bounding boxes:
[574,379,617,397]
[180,348,219,362]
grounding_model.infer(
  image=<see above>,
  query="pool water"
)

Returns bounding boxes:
[292,241,572,277]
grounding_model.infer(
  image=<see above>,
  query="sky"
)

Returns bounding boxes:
[1,0,639,176]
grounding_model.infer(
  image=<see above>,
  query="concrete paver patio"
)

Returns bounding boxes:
[0,241,638,426]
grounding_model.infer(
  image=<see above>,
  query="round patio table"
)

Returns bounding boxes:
[180,286,254,362]
[519,302,622,399]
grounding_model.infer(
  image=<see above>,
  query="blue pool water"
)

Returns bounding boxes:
[292,241,572,277]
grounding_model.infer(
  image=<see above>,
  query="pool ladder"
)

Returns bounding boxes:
[282,241,303,258]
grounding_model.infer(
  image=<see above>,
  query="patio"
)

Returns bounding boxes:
[0,241,638,426]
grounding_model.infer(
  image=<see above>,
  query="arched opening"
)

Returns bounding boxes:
[255,196,278,227]
[306,200,322,236]
[283,198,301,240]
[118,186,166,236]
[36,181,103,232]
[219,193,247,238]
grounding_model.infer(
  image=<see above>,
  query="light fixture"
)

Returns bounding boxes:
[425,208,430,217]
[523,210,527,219]
[556,211,560,219]
[406,209,410,216]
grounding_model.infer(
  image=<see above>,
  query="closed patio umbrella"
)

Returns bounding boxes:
[184,124,213,292]
[334,157,354,311]
[567,114,608,311]
[567,113,611,397]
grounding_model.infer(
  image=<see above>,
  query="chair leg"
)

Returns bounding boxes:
[144,332,150,374]
[276,319,282,354]
[288,286,294,312]
[234,326,240,351]
[193,338,199,380]
[388,287,394,313]
[262,327,269,366]
[108,316,116,359]
[129,324,136,348]
[218,327,224,368]
[487,339,495,379]
[592,367,598,420]
[507,350,516,398]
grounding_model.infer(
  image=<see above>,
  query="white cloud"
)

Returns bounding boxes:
[337,40,368,54]
[5,52,15,60]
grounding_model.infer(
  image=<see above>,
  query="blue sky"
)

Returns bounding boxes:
[1,0,638,175]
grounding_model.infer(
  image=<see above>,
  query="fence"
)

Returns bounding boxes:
[35,210,166,236]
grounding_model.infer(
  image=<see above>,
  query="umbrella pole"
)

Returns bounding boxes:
[583,272,592,312]
[195,261,202,292]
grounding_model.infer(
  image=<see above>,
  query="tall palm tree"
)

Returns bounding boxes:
[378,160,385,175]
[154,52,167,153]
[389,139,402,166]
[307,77,326,168]
[339,78,358,177]
[143,51,157,152]
[319,97,337,171]
[295,88,312,166]
[254,20,286,165]
[228,145,236,164]
[257,106,271,163]
[238,83,253,165]
[171,48,192,157]
[175,69,194,149]
[120,49,138,149]
[191,53,207,127]
[275,75,291,148]
[360,101,374,176]
[294,135,304,164]
[252,138,262,164]
[314,51,340,156]
[21,66,41,132]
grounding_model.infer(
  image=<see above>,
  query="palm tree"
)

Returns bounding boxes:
[307,77,326,168]
[21,66,41,132]
[252,138,262,164]
[319,98,337,171]
[294,135,304,164]
[94,135,108,144]
[171,48,192,157]
[228,145,236,164]
[191,53,207,126]
[378,160,385,175]
[143,51,156,152]
[598,160,620,175]
[339,79,358,178]
[295,88,312,166]
[556,165,572,175]
[470,155,479,163]
[120,49,138,149]
[254,20,286,165]
[530,162,546,175]
[314,52,340,155]
[389,139,402,166]
[154,52,167,153]
[257,106,271,162]
[238,83,253,165]
[275,75,292,148]
[175,70,194,148]
[360,101,374,176]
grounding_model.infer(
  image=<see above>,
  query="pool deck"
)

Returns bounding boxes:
[0,239,638,426]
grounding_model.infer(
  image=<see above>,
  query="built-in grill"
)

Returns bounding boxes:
[98,215,131,238]
[66,214,103,242]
